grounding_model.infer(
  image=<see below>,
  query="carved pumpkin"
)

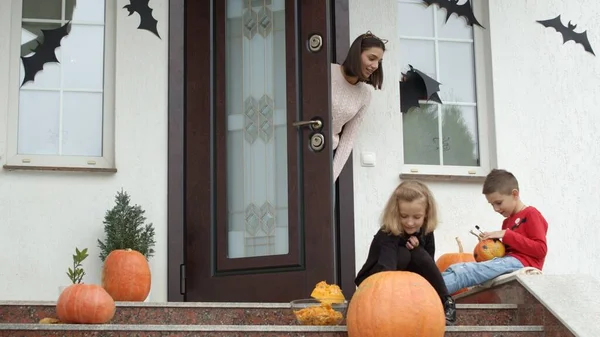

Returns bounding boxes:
[102,249,151,301]
[56,284,115,324]
[310,281,345,304]
[436,237,476,295]
[473,238,506,262]
[347,271,445,337]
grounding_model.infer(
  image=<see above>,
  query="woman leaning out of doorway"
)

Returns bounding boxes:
[330,31,386,182]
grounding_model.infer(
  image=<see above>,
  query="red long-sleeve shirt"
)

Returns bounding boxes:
[501,206,548,270]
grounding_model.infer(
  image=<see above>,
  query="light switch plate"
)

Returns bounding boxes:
[361,152,376,167]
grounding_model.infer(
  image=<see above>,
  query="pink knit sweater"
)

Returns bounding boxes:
[331,63,372,181]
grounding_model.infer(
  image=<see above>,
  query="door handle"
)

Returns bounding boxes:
[292,119,322,130]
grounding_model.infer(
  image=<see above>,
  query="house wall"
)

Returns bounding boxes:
[0,0,169,301]
[350,0,600,281]
[2,0,599,302]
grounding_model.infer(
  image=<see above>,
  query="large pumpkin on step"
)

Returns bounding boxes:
[473,238,505,262]
[56,284,115,324]
[346,271,445,337]
[102,249,151,301]
[436,237,476,295]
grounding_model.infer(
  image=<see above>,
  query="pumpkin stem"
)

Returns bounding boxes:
[469,230,482,241]
[455,237,464,253]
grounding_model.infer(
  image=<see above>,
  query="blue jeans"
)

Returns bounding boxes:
[442,256,524,294]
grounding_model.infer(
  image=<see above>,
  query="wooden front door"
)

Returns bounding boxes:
[184,0,335,302]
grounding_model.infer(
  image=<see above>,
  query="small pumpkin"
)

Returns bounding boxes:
[346,271,445,337]
[56,284,115,324]
[436,236,476,272]
[436,236,476,295]
[470,231,506,262]
[102,248,151,301]
[310,281,345,304]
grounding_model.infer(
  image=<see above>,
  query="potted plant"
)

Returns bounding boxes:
[97,190,156,302]
[59,247,89,296]
[43,247,115,324]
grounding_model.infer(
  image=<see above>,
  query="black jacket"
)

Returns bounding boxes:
[355,229,436,286]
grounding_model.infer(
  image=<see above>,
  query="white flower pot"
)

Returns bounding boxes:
[58,285,69,299]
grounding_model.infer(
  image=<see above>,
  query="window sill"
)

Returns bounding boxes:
[399,172,486,183]
[3,165,118,173]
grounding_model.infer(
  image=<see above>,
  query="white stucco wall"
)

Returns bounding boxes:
[2,0,599,302]
[0,0,169,301]
[350,0,600,281]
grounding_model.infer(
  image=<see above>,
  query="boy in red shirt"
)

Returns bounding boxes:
[442,169,549,294]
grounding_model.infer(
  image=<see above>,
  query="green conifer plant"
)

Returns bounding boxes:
[97,190,156,262]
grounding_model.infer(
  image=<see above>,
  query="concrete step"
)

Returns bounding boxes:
[0,301,522,326]
[0,323,545,336]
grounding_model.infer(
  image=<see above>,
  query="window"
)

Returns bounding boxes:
[398,0,493,177]
[5,0,115,170]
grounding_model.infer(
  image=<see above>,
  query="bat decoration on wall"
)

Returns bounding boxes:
[123,0,161,39]
[20,0,76,58]
[399,65,443,113]
[422,0,484,29]
[536,15,595,56]
[20,22,71,87]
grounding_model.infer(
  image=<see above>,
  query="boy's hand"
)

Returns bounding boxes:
[481,230,506,240]
[406,236,419,250]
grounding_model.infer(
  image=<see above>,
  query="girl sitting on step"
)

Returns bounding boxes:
[355,180,457,325]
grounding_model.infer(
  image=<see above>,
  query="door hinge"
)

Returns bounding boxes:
[180,264,186,295]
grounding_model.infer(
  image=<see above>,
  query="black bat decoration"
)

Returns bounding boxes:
[123,0,161,39]
[536,15,595,56]
[399,65,443,113]
[20,22,71,87]
[422,0,484,29]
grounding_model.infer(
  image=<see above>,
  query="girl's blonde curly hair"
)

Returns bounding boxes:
[380,180,438,236]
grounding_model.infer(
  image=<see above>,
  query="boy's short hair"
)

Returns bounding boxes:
[482,169,519,195]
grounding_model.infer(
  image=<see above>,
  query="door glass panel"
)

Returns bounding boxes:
[226,0,288,259]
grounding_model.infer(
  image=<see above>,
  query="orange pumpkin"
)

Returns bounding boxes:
[102,249,151,301]
[436,236,476,272]
[436,237,476,295]
[473,238,505,262]
[347,271,445,337]
[56,284,115,324]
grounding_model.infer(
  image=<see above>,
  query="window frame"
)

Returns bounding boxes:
[398,0,494,178]
[4,0,116,171]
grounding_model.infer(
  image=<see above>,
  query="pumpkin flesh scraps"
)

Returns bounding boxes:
[293,303,344,325]
[310,280,345,304]
[292,281,346,325]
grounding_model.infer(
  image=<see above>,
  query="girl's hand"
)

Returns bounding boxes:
[406,236,420,250]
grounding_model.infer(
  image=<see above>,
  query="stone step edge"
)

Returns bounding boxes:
[0,324,543,332]
[0,301,517,310]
